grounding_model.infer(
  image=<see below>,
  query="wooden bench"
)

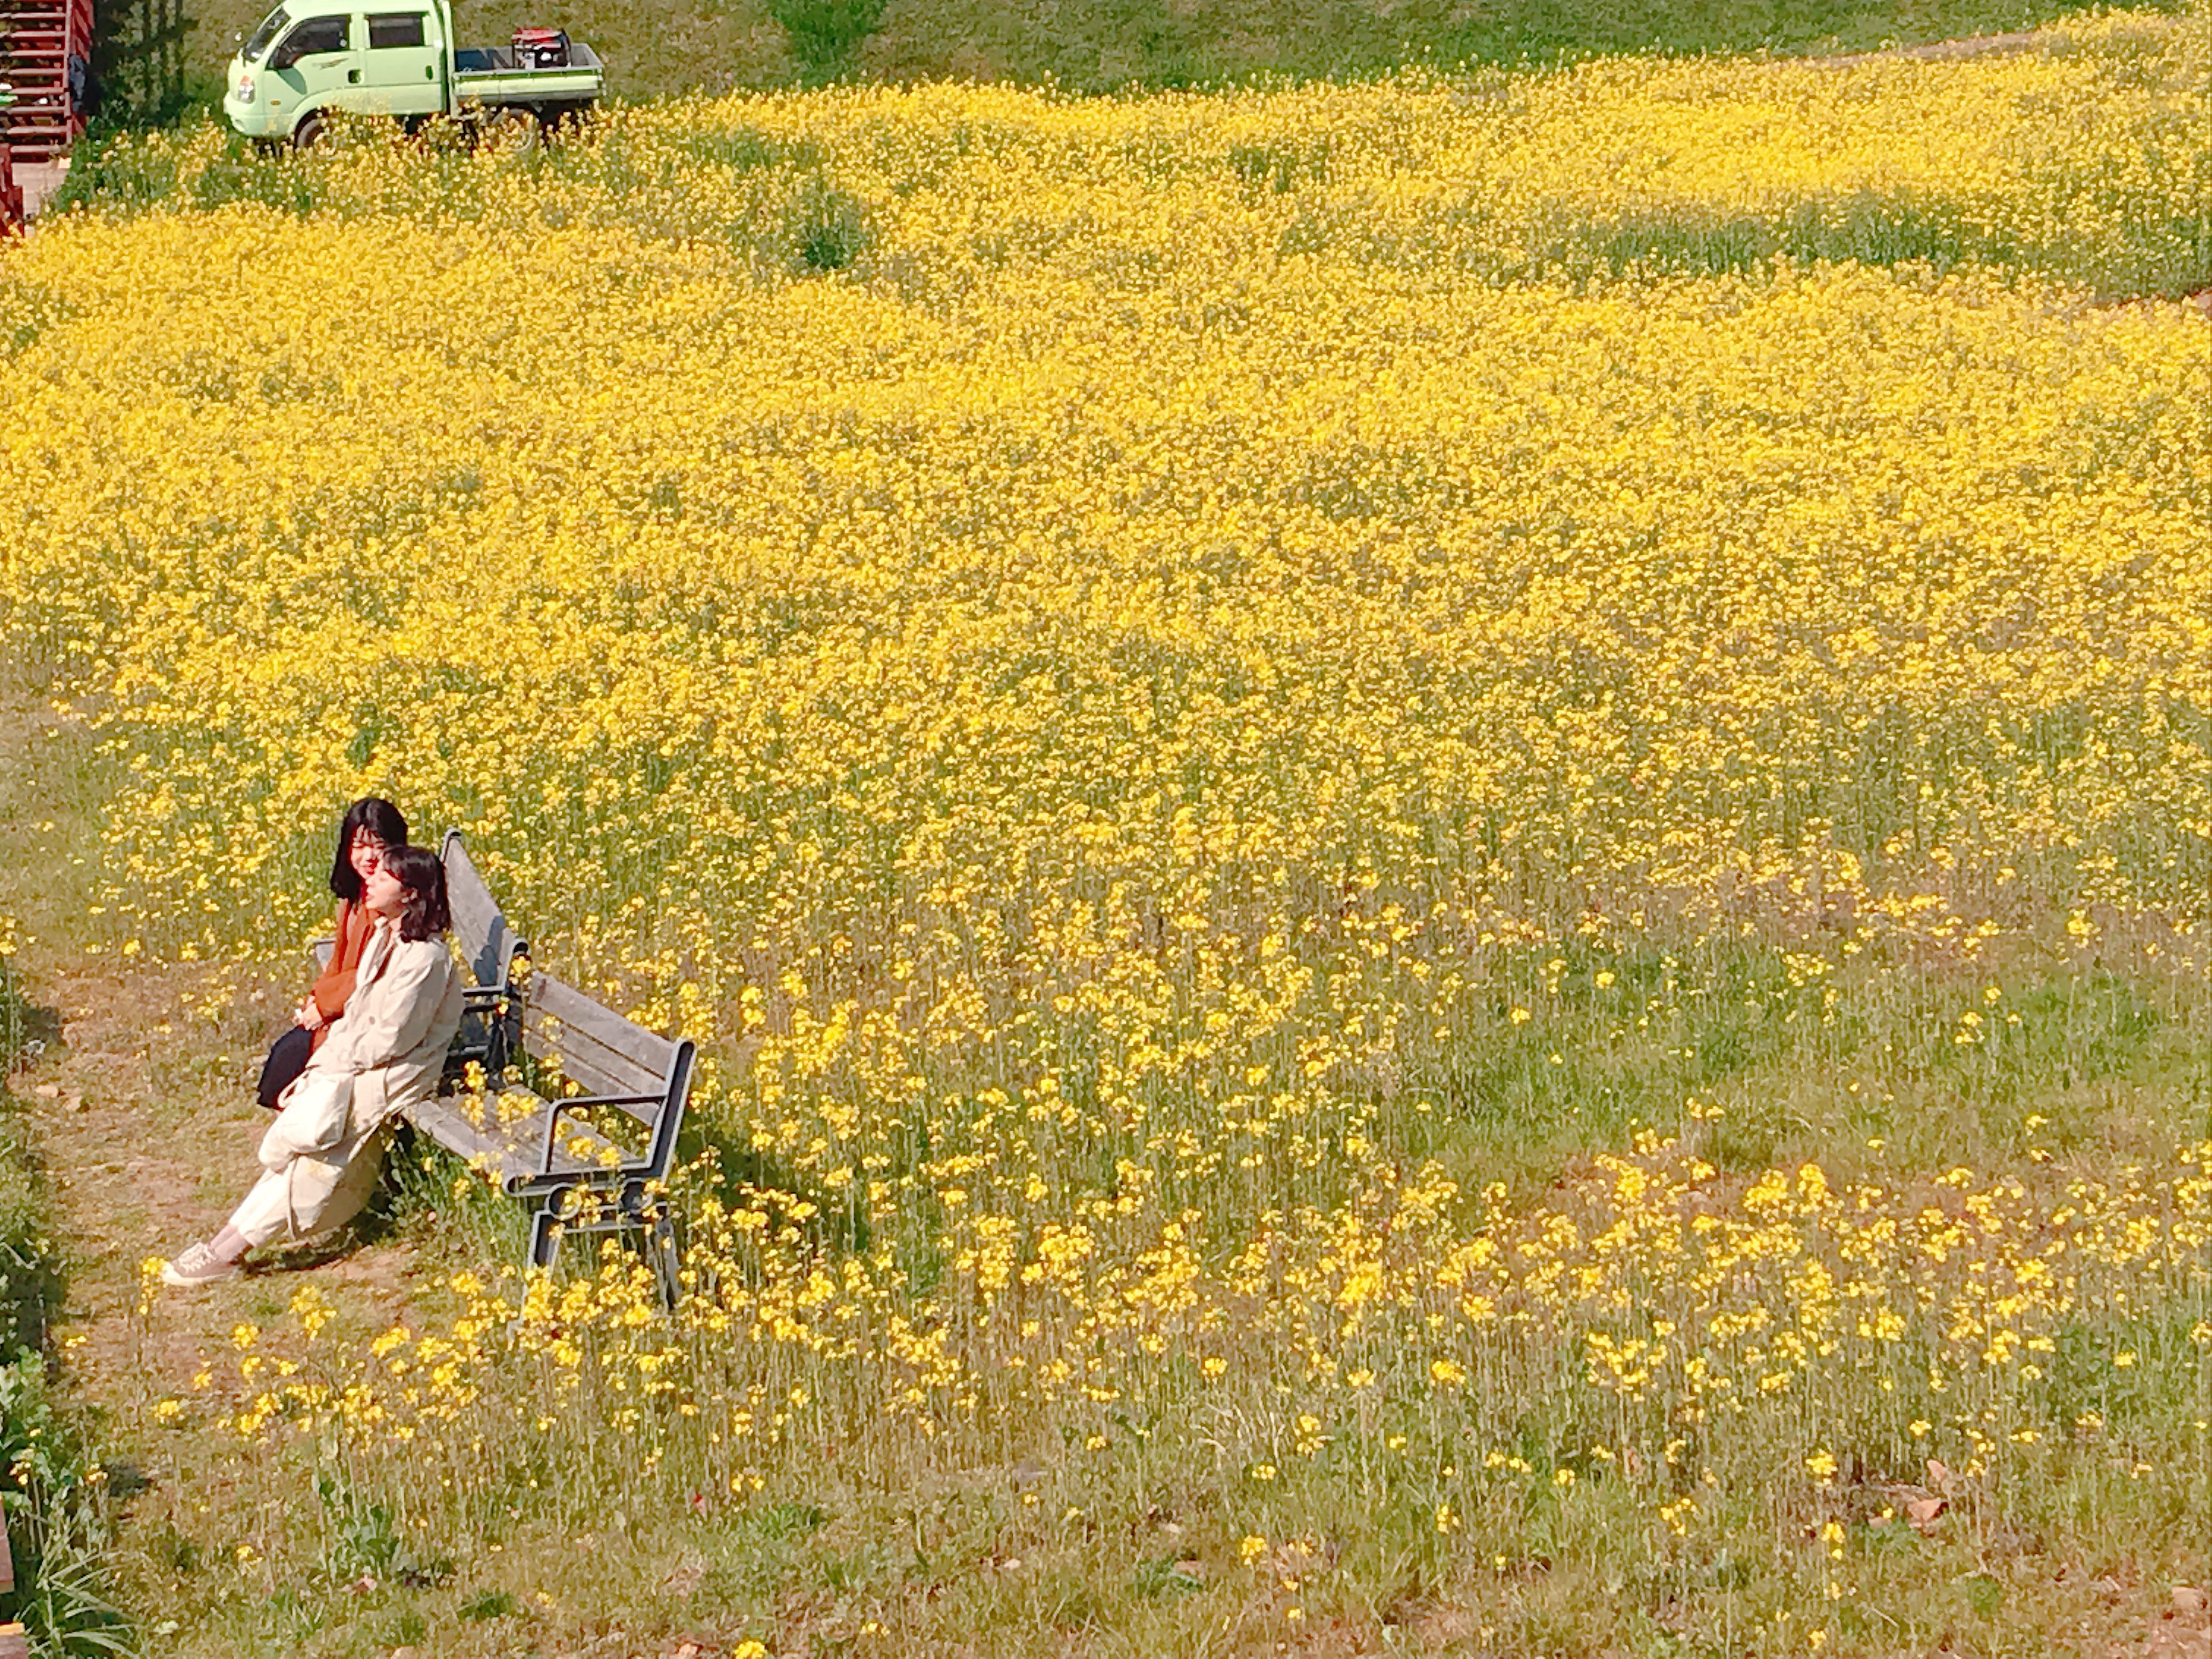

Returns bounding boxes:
[315,831,695,1304]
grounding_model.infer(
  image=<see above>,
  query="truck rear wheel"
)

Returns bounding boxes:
[476,106,540,155]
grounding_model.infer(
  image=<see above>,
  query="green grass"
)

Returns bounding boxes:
[16,11,2209,1650]
[0,959,138,1657]
[5,665,2204,1656]
[0,956,53,1358]
[92,0,2194,116]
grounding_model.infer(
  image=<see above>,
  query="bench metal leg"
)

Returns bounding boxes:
[647,1212,681,1310]
[523,1184,681,1310]
[528,1203,562,1276]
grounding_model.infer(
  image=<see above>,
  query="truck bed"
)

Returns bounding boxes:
[452,41,602,104]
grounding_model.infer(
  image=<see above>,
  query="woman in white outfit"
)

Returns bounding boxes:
[165,843,465,1286]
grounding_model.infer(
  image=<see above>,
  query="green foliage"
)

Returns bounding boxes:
[0,1360,137,1657]
[314,1475,458,1590]
[751,1500,829,1540]
[1228,138,1333,198]
[456,1587,520,1621]
[47,120,314,218]
[0,960,23,1071]
[1130,1551,1206,1598]
[87,0,193,126]
[54,113,896,290]
[0,962,135,1655]
[1,956,61,1400]
[0,1177,55,1366]
[789,180,872,273]
[769,0,887,82]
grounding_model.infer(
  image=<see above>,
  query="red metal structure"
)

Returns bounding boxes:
[0,120,24,234]
[1,0,95,162]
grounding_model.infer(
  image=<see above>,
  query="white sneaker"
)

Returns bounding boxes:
[161,1242,239,1286]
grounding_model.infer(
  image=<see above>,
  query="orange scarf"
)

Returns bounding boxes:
[306,898,377,1051]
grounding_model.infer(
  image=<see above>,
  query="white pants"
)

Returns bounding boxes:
[227,1125,391,1246]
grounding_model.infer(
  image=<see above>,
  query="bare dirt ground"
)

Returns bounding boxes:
[29,964,424,1402]
[0,676,426,1431]
[14,159,67,219]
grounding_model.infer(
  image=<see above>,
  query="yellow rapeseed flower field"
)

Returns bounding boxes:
[5,12,2208,1651]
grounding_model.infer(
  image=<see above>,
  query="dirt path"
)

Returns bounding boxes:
[0,675,424,1432]
[30,963,422,1407]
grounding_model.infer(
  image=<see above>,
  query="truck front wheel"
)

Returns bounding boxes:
[292,111,331,150]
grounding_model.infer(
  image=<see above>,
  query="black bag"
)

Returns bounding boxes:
[256,1025,315,1112]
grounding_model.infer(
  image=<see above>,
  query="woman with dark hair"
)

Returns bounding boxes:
[253,798,410,1111]
[165,845,462,1285]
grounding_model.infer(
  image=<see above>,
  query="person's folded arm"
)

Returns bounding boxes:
[307,966,357,1024]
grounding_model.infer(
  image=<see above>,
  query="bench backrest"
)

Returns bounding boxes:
[524,971,695,1173]
[441,831,527,998]
[438,831,527,1075]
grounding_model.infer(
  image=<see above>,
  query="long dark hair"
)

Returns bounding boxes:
[383,844,452,944]
[330,797,409,904]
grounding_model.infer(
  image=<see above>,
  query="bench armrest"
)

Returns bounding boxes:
[537,1091,667,1177]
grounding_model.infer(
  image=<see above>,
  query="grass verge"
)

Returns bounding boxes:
[0,951,138,1657]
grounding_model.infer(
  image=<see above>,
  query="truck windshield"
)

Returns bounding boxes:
[242,5,289,59]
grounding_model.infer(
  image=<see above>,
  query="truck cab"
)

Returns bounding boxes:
[224,0,602,146]
[225,2,445,141]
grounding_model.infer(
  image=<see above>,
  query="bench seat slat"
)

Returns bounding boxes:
[523,1020,665,1104]
[523,1002,667,1079]
[410,1094,635,1188]
[409,1095,546,1183]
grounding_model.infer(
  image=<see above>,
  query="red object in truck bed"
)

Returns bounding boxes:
[510,26,572,68]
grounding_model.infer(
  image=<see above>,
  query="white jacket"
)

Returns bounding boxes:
[307,920,465,1129]
[258,919,463,1232]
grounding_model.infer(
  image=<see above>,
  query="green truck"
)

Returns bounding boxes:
[223,0,603,148]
